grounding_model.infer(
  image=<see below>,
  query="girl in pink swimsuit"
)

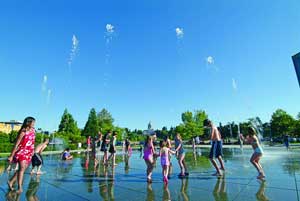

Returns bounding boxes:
[143,136,155,183]
[160,141,175,185]
[8,117,36,194]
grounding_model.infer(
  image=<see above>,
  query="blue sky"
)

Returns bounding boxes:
[0,0,300,131]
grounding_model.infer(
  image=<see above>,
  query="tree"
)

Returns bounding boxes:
[177,110,208,140]
[181,111,193,124]
[194,110,208,136]
[97,108,114,133]
[58,109,80,134]
[270,109,295,137]
[83,108,100,138]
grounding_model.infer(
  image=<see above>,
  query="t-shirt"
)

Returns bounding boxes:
[62,151,70,160]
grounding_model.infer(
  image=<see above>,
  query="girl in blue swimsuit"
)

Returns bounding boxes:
[240,127,265,180]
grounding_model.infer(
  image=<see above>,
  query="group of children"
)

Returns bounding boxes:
[143,133,189,185]
[6,116,266,194]
[143,119,266,185]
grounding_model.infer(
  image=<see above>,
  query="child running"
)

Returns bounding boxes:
[204,119,225,176]
[7,117,36,194]
[144,135,155,183]
[31,138,49,175]
[175,133,189,177]
[240,127,266,180]
[159,141,175,185]
[108,131,117,166]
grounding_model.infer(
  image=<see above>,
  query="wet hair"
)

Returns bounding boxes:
[160,140,167,148]
[176,133,182,140]
[113,131,117,136]
[144,135,152,147]
[66,148,70,151]
[19,116,35,134]
[203,119,211,127]
[248,127,257,136]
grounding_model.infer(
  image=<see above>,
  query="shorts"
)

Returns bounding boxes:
[209,141,223,159]
[100,143,108,152]
[109,146,116,154]
[254,147,263,154]
[32,153,43,167]
[161,156,170,166]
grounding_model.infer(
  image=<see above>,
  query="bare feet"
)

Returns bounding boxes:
[36,171,44,175]
[7,181,14,191]
[16,188,23,194]
[212,172,222,177]
[257,174,266,180]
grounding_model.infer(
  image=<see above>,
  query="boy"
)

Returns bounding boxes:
[204,119,225,176]
[31,138,49,175]
[62,148,73,160]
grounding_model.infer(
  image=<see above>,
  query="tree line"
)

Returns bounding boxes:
[1,108,299,152]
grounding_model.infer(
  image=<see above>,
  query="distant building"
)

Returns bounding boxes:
[143,121,155,135]
[0,120,22,133]
[292,52,300,87]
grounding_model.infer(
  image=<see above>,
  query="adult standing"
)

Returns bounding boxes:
[204,119,225,176]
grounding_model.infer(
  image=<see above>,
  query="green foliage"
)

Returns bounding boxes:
[126,129,144,141]
[0,132,13,152]
[9,131,18,143]
[83,108,100,138]
[271,109,296,137]
[58,109,81,137]
[0,132,10,143]
[97,108,114,133]
[113,127,125,141]
[176,110,208,140]
[0,143,14,152]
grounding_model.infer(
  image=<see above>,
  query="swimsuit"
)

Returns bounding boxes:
[175,139,185,155]
[13,129,35,164]
[62,152,70,160]
[254,147,263,154]
[161,151,170,166]
[143,144,153,161]
[252,139,263,154]
[32,153,43,167]
[100,134,109,152]
[109,137,116,154]
[209,140,223,158]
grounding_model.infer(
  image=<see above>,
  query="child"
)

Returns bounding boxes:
[125,138,132,155]
[31,138,49,175]
[101,131,111,165]
[87,136,91,152]
[6,161,19,173]
[204,119,225,176]
[159,141,175,185]
[240,127,265,180]
[164,136,173,179]
[143,135,155,183]
[175,133,189,177]
[7,117,36,194]
[108,131,117,166]
[62,148,73,160]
